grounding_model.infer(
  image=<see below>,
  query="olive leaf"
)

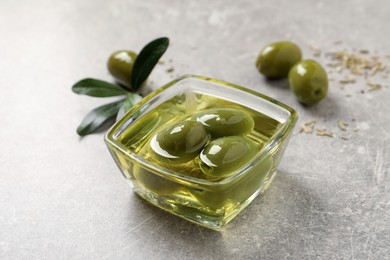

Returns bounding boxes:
[77,99,124,136]
[72,37,170,137]
[72,78,129,97]
[131,37,169,91]
[116,93,143,121]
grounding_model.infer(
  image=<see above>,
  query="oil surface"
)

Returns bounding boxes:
[118,92,280,176]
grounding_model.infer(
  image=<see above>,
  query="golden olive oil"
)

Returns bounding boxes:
[114,93,282,229]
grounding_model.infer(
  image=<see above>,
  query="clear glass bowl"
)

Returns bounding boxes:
[104,75,298,230]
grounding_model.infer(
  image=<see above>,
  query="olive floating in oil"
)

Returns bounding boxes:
[150,121,209,163]
[199,136,259,178]
[192,108,254,137]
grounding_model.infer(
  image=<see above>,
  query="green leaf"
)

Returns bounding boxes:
[131,37,169,91]
[116,93,143,121]
[72,78,128,97]
[77,99,124,136]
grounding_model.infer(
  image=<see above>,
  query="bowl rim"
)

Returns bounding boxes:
[105,74,298,187]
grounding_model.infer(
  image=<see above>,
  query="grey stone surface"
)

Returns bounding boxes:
[1,0,389,259]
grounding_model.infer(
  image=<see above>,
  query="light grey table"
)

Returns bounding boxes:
[1,0,389,259]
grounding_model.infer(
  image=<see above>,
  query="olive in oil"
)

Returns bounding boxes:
[113,92,282,229]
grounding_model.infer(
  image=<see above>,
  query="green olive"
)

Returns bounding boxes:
[107,50,137,88]
[256,41,302,78]
[150,121,209,163]
[191,108,254,137]
[133,165,181,195]
[200,136,259,178]
[192,156,273,209]
[288,59,328,105]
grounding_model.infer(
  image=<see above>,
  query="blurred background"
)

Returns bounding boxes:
[1,0,389,259]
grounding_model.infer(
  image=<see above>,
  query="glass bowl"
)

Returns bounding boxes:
[104,75,298,230]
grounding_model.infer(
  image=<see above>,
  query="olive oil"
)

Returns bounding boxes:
[113,92,283,229]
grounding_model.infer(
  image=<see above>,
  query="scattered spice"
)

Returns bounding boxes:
[326,50,388,80]
[316,128,334,138]
[337,120,348,131]
[334,40,343,45]
[367,81,382,91]
[339,75,356,84]
[313,50,321,57]
[309,45,321,57]
[340,136,349,140]
[335,66,343,73]
[166,67,174,73]
[299,120,316,134]
[370,65,381,76]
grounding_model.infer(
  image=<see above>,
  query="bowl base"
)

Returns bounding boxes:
[132,169,277,230]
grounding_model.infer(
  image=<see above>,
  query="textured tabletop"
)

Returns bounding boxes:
[1,0,389,259]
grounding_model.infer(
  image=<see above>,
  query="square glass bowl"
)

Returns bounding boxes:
[105,75,298,230]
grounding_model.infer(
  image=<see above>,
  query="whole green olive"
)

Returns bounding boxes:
[256,41,302,78]
[200,136,259,178]
[107,50,137,88]
[288,59,328,105]
[150,121,209,163]
[192,156,273,209]
[133,165,181,195]
[191,108,254,138]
